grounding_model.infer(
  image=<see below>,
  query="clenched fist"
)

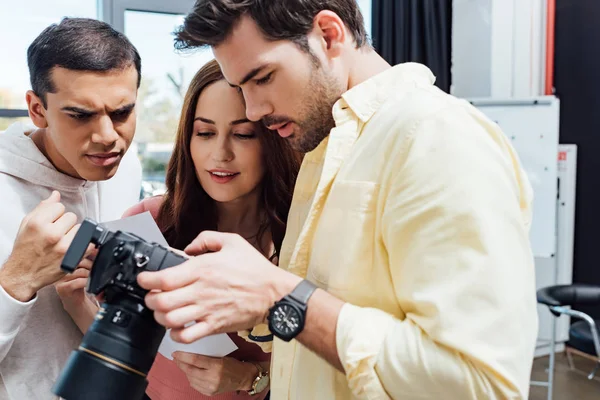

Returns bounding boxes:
[0,191,86,302]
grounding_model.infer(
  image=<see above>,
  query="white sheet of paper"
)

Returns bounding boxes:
[158,329,238,360]
[101,211,168,247]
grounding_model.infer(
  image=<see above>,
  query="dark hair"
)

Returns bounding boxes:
[174,0,368,53]
[27,17,142,107]
[156,59,302,254]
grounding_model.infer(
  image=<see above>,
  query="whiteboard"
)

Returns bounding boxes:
[468,96,560,258]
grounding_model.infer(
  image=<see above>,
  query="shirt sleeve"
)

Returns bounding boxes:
[335,105,538,400]
[0,280,36,362]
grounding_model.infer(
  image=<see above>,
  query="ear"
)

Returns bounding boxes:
[26,90,48,129]
[312,10,347,58]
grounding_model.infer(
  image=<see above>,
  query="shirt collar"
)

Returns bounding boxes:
[334,62,436,125]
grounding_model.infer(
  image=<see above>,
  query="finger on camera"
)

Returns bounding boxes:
[57,277,88,293]
[59,276,87,288]
[84,246,98,261]
[138,262,200,291]
[145,285,198,312]
[57,267,89,283]
[72,267,90,278]
[77,258,94,271]
[154,305,203,329]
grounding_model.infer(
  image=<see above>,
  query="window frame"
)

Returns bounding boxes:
[101,0,195,34]
[0,0,195,119]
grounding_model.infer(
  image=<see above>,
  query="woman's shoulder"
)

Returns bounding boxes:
[122,195,165,220]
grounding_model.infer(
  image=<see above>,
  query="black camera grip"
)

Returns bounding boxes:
[61,219,102,273]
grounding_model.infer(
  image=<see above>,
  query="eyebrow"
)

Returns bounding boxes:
[61,103,136,115]
[194,117,251,126]
[61,106,94,114]
[112,103,136,113]
[228,64,270,88]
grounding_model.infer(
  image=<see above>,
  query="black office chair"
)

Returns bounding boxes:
[532,284,600,400]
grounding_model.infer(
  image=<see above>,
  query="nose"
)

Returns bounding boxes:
[212,136,234,163]
[243,91,272,122]
[91,115,119,146]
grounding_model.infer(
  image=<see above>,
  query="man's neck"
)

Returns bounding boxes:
[29,128,81,179]
[347,48,392,90]
[216,188,264,239]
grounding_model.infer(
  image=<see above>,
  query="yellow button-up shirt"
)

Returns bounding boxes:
[269,63,538,399]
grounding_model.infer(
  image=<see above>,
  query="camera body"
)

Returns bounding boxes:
[53,218,187,400]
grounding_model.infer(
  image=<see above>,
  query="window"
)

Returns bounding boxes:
[122,10,215,196]
[0,117,30,132]
[0,1,98,114]
[357,0,373,39]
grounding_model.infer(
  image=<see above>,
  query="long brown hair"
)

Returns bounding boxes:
[156,59,302,254]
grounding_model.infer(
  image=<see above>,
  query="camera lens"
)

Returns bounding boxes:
[52,295,166,400]
[52,348,148,400]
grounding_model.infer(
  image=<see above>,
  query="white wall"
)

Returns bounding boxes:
[453,1,573,357]
[452,0,547,98]
[451,0,493,97]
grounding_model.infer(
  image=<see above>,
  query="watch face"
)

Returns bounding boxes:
[255,374,270,393]
[272,304,301,336]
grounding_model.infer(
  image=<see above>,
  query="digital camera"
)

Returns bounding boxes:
[52,218,186,400]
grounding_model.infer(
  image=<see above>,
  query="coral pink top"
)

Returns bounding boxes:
[123,197,271,400]
[146,333,270,400]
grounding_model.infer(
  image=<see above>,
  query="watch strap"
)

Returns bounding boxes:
[288,279,318,305]
[247,332,274,342]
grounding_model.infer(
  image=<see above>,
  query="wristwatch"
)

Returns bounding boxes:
[267,279,318,342]
[247,362,269,395]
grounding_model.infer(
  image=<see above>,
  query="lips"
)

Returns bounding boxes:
[209,170,239,184]
[267,122,290,131]
[275,122,294,138]
[85,152,121,167]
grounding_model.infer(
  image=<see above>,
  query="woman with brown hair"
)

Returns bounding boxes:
[123,59,302,399]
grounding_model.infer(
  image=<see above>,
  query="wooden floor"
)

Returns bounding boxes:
[529,353,600,400]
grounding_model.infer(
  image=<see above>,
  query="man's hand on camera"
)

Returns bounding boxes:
[55,251,98,333]
[137,231,301,344]
[0,191,81,302]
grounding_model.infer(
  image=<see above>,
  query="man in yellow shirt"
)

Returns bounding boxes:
[138,1,539,399]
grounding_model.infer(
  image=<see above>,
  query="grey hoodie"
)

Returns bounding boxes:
[0,122,141,399]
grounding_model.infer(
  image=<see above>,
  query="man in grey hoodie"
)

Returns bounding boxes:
[0,18,142,399]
